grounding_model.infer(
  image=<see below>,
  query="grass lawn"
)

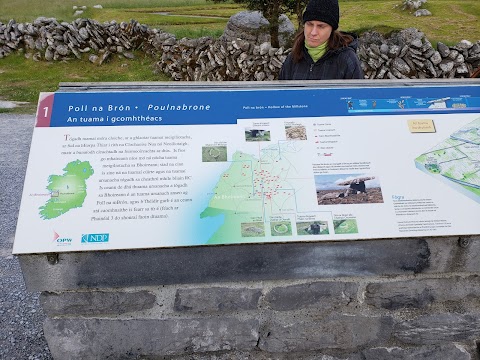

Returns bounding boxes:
[340,0,480,46]
[1,0,477,44]
[0,51,167,114]
[0,0,479,113]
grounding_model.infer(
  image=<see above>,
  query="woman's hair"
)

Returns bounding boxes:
[290,28,354,63]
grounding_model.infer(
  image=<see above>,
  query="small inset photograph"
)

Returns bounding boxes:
[202,146,227,162]
[333,219,359,234]
[285,125,307,140]
[316,174,384,205]
[296,221,329,236]
[245,128,270,142]
[241,222,265,237]
[270,221,292,236]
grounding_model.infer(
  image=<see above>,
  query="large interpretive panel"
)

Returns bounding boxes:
[13,83,480,253]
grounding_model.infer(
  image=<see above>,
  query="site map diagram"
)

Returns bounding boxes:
[415,117,480,203]
[200,140,313,244]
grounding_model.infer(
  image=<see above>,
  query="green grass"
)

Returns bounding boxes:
[0,0,231,22]
[0,0,241,24]
[340,0,480,45]
[1,0,478,43]
[89,9,231,26]
[0,51,166,113]
[0,0,479,113]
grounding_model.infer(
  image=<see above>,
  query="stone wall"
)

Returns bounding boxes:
[19,233,480,359]
[358,28,480,80]
[1,18,479,80]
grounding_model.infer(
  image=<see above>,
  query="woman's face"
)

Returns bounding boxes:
[304,20,332,47]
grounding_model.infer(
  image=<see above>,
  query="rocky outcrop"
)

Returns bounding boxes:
[220,10,295,48]
[402,0,427,11]
[0,18,479,81]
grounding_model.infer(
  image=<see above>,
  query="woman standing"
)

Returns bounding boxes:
[279,0,364,80]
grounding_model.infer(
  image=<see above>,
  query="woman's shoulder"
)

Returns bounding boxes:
[328,45,357,61]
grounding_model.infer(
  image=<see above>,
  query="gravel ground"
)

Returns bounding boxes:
[0,113,53,359]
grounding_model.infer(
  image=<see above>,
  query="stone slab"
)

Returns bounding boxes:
[258,315,393,352]
[365,275,480,310]
[362,344,471,360]
[40,290,156,316]
[44,317,260,359]
[19,238,433,292]
[174,287,262,312]
[394,314,480,344]
[265,281,358,311]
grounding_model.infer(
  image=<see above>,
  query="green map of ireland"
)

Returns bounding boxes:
[39,160,94,220]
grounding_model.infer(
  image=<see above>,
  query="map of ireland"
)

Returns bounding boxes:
[39,160,94,219]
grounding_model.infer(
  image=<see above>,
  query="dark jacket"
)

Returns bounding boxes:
[279,34,364,80]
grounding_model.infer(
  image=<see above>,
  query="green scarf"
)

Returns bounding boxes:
[305,41,328,62]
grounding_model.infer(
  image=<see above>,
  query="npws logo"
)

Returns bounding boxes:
[81,233,109,243]
[53,231,73,246]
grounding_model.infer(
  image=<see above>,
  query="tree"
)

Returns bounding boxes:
[286,0,308,28]
[211,0,307,47]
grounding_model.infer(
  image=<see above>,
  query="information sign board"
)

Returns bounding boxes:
[13,82,480,253]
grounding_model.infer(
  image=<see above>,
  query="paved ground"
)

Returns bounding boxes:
[0,113,52,359]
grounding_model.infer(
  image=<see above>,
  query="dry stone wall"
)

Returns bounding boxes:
[0,17,480,81]
[153,35,288,81]
[0,18,150,64]
[1,17,479,80]
[358,28,480,79]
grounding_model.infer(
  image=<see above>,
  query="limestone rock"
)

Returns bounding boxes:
[220,11,294,48]
[414,9,432,17]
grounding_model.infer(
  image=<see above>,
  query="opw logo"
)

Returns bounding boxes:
[81,233,109,243]
[53,231,73,245]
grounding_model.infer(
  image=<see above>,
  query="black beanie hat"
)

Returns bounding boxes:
[302,0,340,30]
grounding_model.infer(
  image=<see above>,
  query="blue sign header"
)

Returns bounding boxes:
[43,85,480,128]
